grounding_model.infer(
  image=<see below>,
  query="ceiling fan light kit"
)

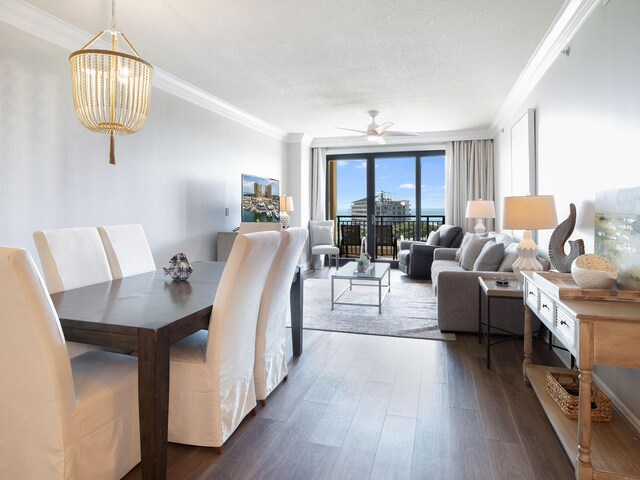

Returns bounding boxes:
[337,110,418,144]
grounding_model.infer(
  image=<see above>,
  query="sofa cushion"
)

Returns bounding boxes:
[489,232,519,247]
[438,225,463,247]
[455,232,473,262]
[498,242,519,272]
[460,236,494,271]
[426,230,440,245]
[473,241,505,271]
[431,259,464,294]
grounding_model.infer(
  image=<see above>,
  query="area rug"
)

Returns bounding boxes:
[289,278,455,341]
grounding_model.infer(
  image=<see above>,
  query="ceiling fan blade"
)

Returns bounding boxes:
[374,122,394,135]
[336,127,368,134]
[380,131,420,137]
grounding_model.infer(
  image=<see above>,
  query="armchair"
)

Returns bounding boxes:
[397,224,463,279]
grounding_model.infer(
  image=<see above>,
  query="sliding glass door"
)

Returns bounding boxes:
[327,150,445,263]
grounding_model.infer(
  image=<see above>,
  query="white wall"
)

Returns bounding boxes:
[494,0,640,421]
[284,136,312,265]
[0,24,285,267]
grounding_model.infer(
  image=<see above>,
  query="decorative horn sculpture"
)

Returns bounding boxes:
[548,203,585,273]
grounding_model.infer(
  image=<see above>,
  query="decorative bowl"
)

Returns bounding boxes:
[571,254,618,290]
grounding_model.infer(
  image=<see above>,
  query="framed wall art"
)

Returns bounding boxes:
[241,174,280,223]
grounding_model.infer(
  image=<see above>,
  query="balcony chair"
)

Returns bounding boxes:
[309,220,339,270]
[98,224,156,279]
[340,223,362,258]
[376,224,398,259]
[167,231,280,452]
[254,227,307,405]
[0,246,140,480]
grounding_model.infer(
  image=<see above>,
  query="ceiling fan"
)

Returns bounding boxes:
[336,110,419,144]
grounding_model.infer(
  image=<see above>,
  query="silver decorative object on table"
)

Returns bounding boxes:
[164,253,193,281]
[548,203,585,273]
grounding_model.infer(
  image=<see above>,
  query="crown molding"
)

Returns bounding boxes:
[311,128,492,148]
[0,0,288,141]
[489,0,601,134]
[284,133,313,146]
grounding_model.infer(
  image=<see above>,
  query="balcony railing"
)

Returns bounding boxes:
[335,214,445,259]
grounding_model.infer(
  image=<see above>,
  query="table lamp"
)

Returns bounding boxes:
[502,195,558,278]
[279,195,294,228]
[466,200,496,234]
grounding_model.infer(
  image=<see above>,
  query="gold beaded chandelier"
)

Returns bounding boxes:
[69,0,153,165]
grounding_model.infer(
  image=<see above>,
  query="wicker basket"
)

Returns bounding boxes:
[545,370,612,422]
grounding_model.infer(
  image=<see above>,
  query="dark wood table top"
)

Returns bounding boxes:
[51,262,226,333]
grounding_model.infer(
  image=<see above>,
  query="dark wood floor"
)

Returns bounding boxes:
[124,268,574,480]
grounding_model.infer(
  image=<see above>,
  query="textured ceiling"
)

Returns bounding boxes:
[25,0,565,138]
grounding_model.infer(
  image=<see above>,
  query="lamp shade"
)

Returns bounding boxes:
[465,200,495,219]
[279,196,294,212]
[502,195,558,230]
[285,196,294,212]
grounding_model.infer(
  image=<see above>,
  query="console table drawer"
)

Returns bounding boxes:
[555,305,575,352]
[525,282,539,310]
[538,291,555,324]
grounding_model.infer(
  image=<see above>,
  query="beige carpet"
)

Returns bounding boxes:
[290,278,455,341]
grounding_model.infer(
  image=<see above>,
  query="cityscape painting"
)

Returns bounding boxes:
[241,174,280,223]
[595,186,640,290]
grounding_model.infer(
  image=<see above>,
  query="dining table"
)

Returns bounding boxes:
[50,261,303,480]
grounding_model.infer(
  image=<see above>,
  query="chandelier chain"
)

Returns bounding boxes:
[111,0,117,31]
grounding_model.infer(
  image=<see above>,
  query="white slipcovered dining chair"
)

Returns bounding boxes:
[0,246,140,480]
[309,220,339,270]
[168,231,281,451]
[33,227,114,358]
[254,227,308,405]
[98,224,156,279]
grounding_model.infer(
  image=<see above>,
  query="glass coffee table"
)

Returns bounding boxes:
[331,261,391,314]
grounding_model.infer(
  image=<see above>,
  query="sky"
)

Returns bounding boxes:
[335,155,445,214]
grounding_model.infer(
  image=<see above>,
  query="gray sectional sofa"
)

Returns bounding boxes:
[432,233,545,333]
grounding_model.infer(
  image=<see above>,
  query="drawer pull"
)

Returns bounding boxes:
[528,291,535,296]
[560,320,567,326]
[542,303,550,310]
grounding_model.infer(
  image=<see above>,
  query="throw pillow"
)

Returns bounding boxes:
[438,225,463,247]
[313,225,333,246]
[460,236,495,271]
[473,241,505,271]
[498,242,519,272]
[426,230,440,246]
[455,232,474,262]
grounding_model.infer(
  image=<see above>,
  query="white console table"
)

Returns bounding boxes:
[522,271,640,480]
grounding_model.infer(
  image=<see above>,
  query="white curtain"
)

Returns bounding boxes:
[445,140,495,233]
[311,147,326,220]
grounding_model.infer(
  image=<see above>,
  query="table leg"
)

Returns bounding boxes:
[331,275,335,311]
[138,328,170,480]
[523,304,533,385]
[290,268,303,356]
[478,286,482,344]
[378,279,382,314]
[577,322,594,480]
